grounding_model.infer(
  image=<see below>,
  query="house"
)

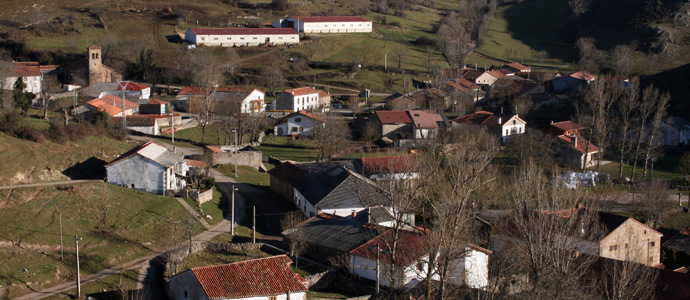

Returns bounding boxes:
[349,229,492,289]
[407,88,450,110]
[462,70,503,86]
[445,79,485,102]
[268,162,310,201]
[274,87,325,112]
[167,255,308,300]
[273,16,372,33]
[2,62,46,96]
[139,99,169,116]
[660,117,690,147]
[85,94,139,117]
[273,110,326,136]
[185,28,299,47]
[116,82,151,100]
[385,94,417,111]
[491,78,545,99]
[408,110,449,139]
[451,111,526,143]
[293,166,386,217]
[367,110,413,142]
[174,86,265,114]
[553,71,596,93]
[63,46,122,86]
[596,212,663,265]
[105,141,187,195]
[544,121,599,169]
[317,90,332,108]
[503,62,531,74]
[112,116,160,135]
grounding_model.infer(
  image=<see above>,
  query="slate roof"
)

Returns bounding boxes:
[297,161,354,173]
[268,162,310,184]
[189,28,298,36]
[12,62,41,77]
[298,212,378,252]
[316,173,385,210]
[187,255,307,299]
[294,167,351,207]
[106,140,185,168]
[655,268,690,300]
[292,16,371,23]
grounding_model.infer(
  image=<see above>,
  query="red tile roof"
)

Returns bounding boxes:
[558,133,599,154]
[189,28,298,36]
[282,87,320,97]
[86,95,139,116]
[117,82,149,92]
[12,62,41,77]
[350,229,427,266]
[375,110,412,124]
[292,16,371,23]
[360,155,417,175]
[544,121,585,135]
[317,90,331,98]
[506,62,530,72]
[206,146,224,153]
[569,71,596,81]
[185,159,208,168]
[147,99,168,105]
[408,110,444,129]
[487,70,505,79]
[189,255,307,299]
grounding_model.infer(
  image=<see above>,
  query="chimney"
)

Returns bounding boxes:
[550,120,554,125]
[571,134,577,146]
[352,210,357,218]
[291,90,294,95]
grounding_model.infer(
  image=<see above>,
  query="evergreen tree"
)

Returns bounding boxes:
[12,77,33,115]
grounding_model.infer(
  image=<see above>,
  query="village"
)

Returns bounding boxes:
[2,0,690,299]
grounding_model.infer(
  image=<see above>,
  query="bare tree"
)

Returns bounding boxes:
[361,120,378,148]
[635,181,670,229]
[348,96,361,117]
[598,256,658,300]
[305,40,322,61]
[49,97,75,126]
[312,113,349,162]
[629,85,658,181]
[280,211,307,267]
[260,67,284,96]
[616,77,639,178]
[609,44,634,78]
[578,79,621,172]
[641,86,670,180]
[394,45,407,70]
[569,0,589,17]
[243,113,269,144]
[576,37,602,73]
[506,128,557,167]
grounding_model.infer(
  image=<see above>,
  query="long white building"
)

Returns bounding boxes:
[185,28,299,47]
[272,16,372,33]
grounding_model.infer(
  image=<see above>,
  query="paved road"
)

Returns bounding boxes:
[0,179,99,190]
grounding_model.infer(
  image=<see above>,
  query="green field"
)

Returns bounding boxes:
[0,182,198,298]
[592,155,682,181]
[468,0,575,71]
[216,165,270,187]
[162,124,251,145]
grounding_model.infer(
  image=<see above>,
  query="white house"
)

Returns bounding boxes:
[2,62,44,96]
[174,86,266,114]
[462,70,504,86]
[168,255,308,300]
[660,117,690,147]
[273,16,372,33]
[274,87,324,112]
[105,141,187,195]
[85,94,140,117]
[273,110,325,136]
[349,230,492,289]
[185,28,299,47]
[451,111,526,143]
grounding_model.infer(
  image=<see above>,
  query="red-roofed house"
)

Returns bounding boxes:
[452,111,526,142]
[185,28,299,47]
[553,71,596,93]
[368,110,414,141]
[168,255,308,300]
[85,94,140,117]
[349,229,492,289]
[462,70,502,86]
[355,155,418,182]
[274,16,372,33]
[274,110,326,136]
[543,121,599,168]
[407,110,448,139]
[504,62,531,73]
[174,86,265,114]
[117,81,151,99]
[274,87,330,112]
[2,62,43,96]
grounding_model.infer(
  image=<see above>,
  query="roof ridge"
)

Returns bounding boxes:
[190,254,290,271]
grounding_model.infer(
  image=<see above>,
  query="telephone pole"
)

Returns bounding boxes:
[59,213,63,261]
[375,245,380,294]
[231,186,238,235]
[170,104,175,144]
[252,206,256,244]
[75,236,82,299]
[118,81,131,135]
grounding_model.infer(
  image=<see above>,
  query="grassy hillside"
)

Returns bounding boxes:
[0,131,135,185]
[467,0,576,71]
[0,182,198,299]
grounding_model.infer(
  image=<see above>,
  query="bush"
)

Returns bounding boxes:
[413,35,435,46]
[13,126,45,143]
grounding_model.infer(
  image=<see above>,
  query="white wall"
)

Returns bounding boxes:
[274,114,323,136]
[106,154,186,195]
[294,188,317,217]
[186,31,299,47]
[500,117,526,142]
[458,249,490,290]
[295,20,372,33]
[318,207,366,217]
[241,90,266,114]
[3,76,41,95]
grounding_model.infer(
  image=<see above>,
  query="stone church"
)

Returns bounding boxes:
[64,45,122,86]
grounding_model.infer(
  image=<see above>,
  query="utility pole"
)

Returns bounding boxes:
[231,186,238,235]
[384,53,387,71]
[75,236,82,299]
[59,213,63,261]
[375,245,380,294]
[234,129,238,177]
[170,104,175,144]
[252,206,256,244]
[118,81,130,135]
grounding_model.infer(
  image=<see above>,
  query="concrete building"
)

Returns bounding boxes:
[168,255,308,300]
[106,141,187,195]
[660,117,690,147]
[185,28,299,47]
[116,82,151,100]
[274,87,326,112]
[273,16,372,33]
[273,110,325,136]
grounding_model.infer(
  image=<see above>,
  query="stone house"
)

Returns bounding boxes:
[168,255,308,300]
[367,110,413,142]
[105,141,187,195]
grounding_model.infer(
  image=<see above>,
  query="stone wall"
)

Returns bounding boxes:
[181,188,213,205]
[199,145,263,169]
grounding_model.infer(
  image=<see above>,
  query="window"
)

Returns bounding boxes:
[291,127,298,132]
[609,245,618,251]
[299,127,304,132]
[184,291,188,299]
[269,297,277,300]
[416,261,424,271]
[240,37,245,40]
[295,117,302,123]
[649,241,655,247]
[513,120,516,125]
[201,37,205,41]
[625,243,629,249]
[214,38,218,40]
[253,37,258,40]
